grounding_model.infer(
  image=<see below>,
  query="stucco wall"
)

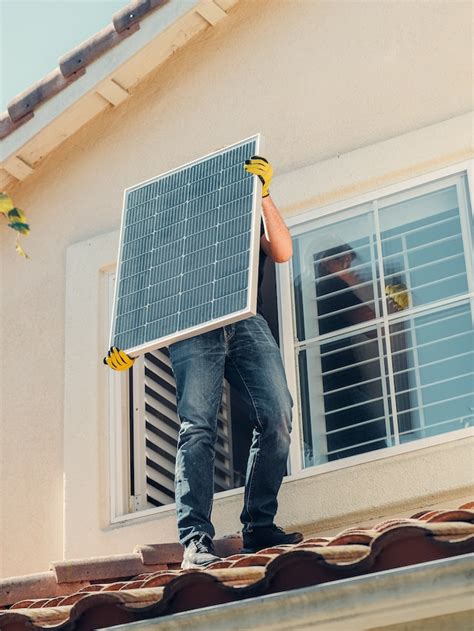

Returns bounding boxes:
[0,0,473,577]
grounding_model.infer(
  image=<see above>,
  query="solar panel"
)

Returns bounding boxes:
[110,135,262,356]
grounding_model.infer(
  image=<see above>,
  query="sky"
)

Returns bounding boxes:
[0,0,127,111]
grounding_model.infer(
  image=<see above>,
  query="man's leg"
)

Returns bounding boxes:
[169,329,226,546]
[225,314,301,549]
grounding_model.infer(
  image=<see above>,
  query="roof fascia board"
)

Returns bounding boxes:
[110,555,473,630]
[0,0,203,163]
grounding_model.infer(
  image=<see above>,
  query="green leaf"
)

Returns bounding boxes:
[15,240,29,259]
[7,207,27,223]
[8,221,30,235]
[0,193,14,215]
[2,195,31,257]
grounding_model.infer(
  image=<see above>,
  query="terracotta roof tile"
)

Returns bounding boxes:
[298,536,331,545]
[409,507,474,521]
[0,572,88,609]
[113,0,165,33]
[204,567,266,587]
[327,530,377,545]
[228,554,276,568]
[0,0,166,139]
[0,505,472,630]
[426,509,474,522]
[58,23,139,79]
[295,544,370,564]
[140,572,182,588]
[9,600,47,610]
[0,111,34,138]
[7,69,86,124]
[51,553,166,583]
[77,584,103,593]
[372,517,423,532]
[134,543,183,565]
[4,604,73,626]
[54,593,87,607]
[135,533,242,565]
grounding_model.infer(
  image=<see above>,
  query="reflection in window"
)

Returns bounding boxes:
[315,243,388,460]
[316,242,377,334]
[380,186,468,309]
[292,175,473,468]
[320,331,388,460]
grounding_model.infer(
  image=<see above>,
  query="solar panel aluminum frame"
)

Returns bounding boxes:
[109,134,263,357]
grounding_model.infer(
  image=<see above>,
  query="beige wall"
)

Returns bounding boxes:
[1,0,473,577]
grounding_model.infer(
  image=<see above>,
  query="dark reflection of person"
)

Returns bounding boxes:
[315,244,387,460]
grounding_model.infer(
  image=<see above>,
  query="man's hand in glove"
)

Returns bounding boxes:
[103,347,135,371]
[385,283,409,311]
[244,156,273,198]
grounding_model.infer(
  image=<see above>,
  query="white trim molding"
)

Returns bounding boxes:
[272,112,474,218]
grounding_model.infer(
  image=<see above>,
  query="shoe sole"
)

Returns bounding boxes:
[181,559,220,570]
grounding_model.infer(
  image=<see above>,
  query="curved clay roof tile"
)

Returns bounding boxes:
[113,0,167,33]
[7,69,85,123]
[59,23,139,78]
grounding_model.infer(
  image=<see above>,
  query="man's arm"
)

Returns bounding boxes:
[261,195,293,263]
[244,156,292,264]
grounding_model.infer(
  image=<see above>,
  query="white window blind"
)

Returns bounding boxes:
[128,349,234,511]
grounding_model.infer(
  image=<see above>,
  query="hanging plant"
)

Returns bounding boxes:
[0,192,30,258]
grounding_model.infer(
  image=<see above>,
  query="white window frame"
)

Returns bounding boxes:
[277,160,474,478]
[105,268,134,520]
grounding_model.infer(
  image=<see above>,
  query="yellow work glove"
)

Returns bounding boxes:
[385,283,409,311]
[103,346,135,371]
[244,155,273,198]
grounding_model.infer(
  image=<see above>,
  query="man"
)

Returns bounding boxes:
[105,156,302,568]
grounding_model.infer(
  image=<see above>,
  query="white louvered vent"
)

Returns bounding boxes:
[129,348,234,510]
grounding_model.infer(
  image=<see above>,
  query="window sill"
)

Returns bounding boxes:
[109,427,473,527]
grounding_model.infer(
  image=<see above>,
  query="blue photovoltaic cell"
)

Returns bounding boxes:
[112,138,258,351]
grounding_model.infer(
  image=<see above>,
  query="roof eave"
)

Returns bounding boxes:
[110,554,473,631]
[0,0,236,186]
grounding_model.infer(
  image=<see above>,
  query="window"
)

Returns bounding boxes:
[291,173,473,468]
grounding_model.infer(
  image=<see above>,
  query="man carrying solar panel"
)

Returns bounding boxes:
[104,156,303,569]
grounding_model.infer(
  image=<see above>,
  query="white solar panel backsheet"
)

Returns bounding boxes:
[110,135,262,355]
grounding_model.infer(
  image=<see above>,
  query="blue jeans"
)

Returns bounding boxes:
[169,314,293,544]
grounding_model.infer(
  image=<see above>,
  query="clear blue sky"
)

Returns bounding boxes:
[1,0,127,111]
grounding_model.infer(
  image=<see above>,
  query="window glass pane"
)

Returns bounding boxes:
[299,325,391,466]
[389,301,474,442]
[293,211,379,342]
[379,185,469,310]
